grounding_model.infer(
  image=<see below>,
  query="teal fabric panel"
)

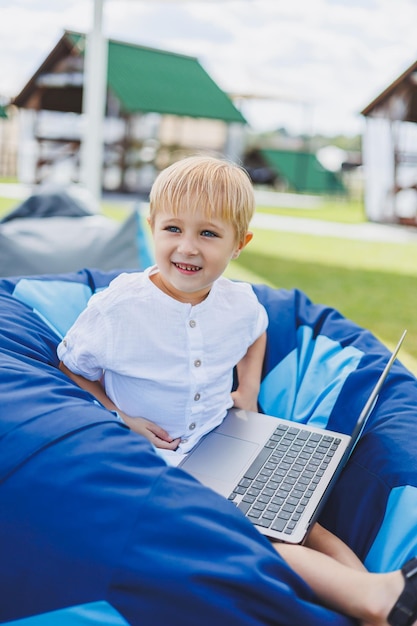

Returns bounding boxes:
[365,485,417,572]
[135,209,154,268]
[4,601,129,626]
[259,326,363,428]
[12,279,92,338]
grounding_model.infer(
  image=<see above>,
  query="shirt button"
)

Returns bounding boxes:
[194,393,201,401]
[189,422,196,430]
[189,319,196,328]
[194,359,201,367]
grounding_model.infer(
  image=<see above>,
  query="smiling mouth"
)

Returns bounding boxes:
[173,262,202,272]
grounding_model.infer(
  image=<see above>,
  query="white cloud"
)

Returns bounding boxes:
[1,0,417,135]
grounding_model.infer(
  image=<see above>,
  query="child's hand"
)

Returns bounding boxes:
[122,415,181,450]
[231,388,259,413]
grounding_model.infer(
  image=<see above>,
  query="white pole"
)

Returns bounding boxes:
[80,0,108,204]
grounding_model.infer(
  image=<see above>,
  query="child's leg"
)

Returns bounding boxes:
[305,523,366,570]
[274,541,405,626]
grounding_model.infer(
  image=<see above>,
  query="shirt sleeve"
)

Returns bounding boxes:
[254,298,269,340]
[57,302,110,381]
[246,286,269,345]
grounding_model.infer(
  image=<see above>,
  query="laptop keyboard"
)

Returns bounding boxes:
[228,423,341,536]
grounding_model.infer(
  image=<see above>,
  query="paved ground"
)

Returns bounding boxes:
[0,183,31,199]
[252,189,417,243]
[251,211,417,243]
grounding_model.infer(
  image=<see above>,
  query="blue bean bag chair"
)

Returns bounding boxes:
[1,268,417,626]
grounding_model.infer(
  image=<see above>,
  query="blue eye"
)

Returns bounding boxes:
[201,230,218,238]
[165,226,181,233]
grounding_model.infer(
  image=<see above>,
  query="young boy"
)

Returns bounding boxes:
[58,155,268,459]
[58,155,417,626]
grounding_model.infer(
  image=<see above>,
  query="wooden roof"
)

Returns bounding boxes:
[361,59,417,123]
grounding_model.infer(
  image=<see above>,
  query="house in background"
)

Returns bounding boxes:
[12,30,246,193]
[361,59,417,224]
[244,148,346,195]
[0,101,19,179]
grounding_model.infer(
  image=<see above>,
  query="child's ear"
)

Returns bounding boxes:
[242,231,253,247]
[232,231,253,259]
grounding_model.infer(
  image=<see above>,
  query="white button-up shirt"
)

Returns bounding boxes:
[58,267,268,454]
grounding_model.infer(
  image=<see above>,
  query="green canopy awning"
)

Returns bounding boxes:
[261,149,345,194]
[68,32,245,123]
[108,40,244,122]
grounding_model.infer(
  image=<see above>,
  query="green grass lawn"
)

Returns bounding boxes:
[1,188,416,372]
[227,218,417,374]
[0,196,21,215]
[257,198,367,224]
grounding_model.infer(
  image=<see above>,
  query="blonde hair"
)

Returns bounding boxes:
[149,156,255,245]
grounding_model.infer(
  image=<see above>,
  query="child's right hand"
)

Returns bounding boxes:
[121,414,181,450]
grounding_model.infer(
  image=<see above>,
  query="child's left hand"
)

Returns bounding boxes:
[122,414,181,450]
[231,388,259,413]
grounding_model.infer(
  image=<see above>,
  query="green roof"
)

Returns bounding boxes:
[69,32,245,123]
[261,149,345,195]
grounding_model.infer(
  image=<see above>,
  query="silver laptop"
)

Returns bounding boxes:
[179,330,407,544]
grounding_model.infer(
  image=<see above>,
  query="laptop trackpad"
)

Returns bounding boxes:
[181,432,259,496]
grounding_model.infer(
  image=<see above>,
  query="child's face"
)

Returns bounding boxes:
[149,206,251,304]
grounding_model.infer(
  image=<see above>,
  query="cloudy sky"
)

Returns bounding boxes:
[1,0,417,136]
